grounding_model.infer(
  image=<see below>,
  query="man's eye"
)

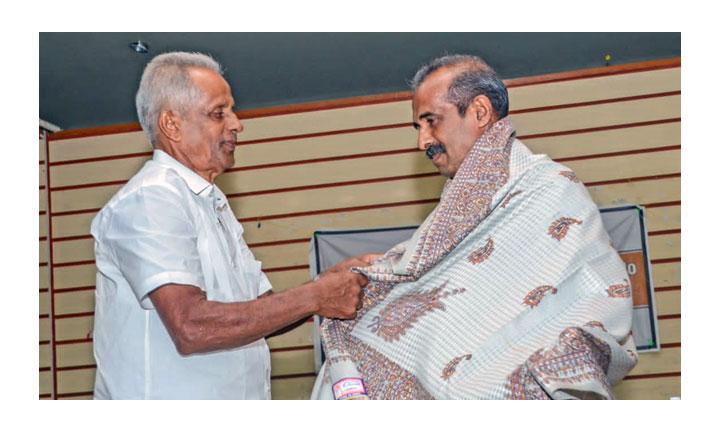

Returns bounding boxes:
[212,111,224,119]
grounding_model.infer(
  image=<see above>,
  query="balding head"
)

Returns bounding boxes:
[410,54,509,120]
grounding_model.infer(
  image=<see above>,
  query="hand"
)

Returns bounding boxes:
[324,253,383,275]
[312,270,368,319]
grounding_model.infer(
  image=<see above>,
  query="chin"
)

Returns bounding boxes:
[436,165,454,179]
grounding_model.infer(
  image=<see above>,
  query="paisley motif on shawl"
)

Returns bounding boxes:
[402,118,516,278]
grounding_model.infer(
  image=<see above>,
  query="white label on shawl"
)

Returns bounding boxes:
[332,378,368,400]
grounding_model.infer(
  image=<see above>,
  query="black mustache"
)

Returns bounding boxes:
[425,144,446,160]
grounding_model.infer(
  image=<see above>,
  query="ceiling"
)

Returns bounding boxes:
[39,32,680,132]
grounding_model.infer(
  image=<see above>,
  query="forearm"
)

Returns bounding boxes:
[153,283,318,355]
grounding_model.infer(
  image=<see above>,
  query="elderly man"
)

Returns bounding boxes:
[311,54,638,400]
[91,51,371,399]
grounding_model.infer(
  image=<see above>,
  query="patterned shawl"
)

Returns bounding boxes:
[311,117,637,400]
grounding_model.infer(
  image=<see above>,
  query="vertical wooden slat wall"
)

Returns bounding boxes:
[44,58,681,400]
[39,129,54,399]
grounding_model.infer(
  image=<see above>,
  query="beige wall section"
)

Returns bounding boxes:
[39,132,53,398]
[508,68,680,110]
[49,130,150,163]
[44,62,680,399]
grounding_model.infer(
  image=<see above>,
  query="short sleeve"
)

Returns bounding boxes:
[100,185,205,309]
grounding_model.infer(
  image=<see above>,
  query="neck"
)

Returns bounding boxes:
[154,141,216,184]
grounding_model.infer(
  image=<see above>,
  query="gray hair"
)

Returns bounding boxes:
[135,51,224,146]
[410,54,509,119]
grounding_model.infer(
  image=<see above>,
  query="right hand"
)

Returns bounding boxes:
[324,253,383,275]
[312,270,367,319]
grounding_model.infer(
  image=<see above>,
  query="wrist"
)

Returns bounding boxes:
[301,280,322,315]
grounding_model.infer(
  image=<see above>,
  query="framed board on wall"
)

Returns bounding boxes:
[309,204,659,367]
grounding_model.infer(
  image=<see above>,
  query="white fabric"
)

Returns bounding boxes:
[91,150,272,399]
[312,119,636,399]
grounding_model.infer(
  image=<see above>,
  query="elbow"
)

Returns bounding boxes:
[172,321,206,356]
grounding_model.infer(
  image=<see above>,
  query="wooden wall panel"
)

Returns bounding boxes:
[509,68,679,110]
[265,268,313,293]
[271,350,315,377]
[647,233,680,260]
[54,316,93,342]
[56,342,94,368]
[563,149,679,184]
[43,59,680,399]
[627,347,680,377]
[645,205,681,232]
[39,136,46,161]
[39,317,51,341]
[55,290,95,316]
[652,262,680,288]
[587,177,679,208]
[50,156,149,189]
[50,184,122,214]
[614,376,680,400]
[229,176,447,220]
[49,131,149,163]
[39,370,53,395]
[513,95,679,136]
[243,203,436,246]
[53,239,94,264]
[238,101,410,142]
[39,165,47,188]
[39,217,48,238]
[270,376,316,400]
[40,344,52,368]
[39,266,50,290]
[39,291,50,316]
[236,127,417,167]
[57,394,93,400]
[524,121,679,160]
[39,240,49,264]
[51,212,96,239]
[54,264,96,290]
[659,319,680,344]
[218,152,434,195]
[39,192,47,213]
[56,368,95,395]
[39,131,53,399]
[655,291,680,316]
[266,321,314,349]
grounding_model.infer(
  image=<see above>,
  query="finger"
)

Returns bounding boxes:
[360,253,384,264]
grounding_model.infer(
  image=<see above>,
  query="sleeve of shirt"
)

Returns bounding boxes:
[102,184,205,309]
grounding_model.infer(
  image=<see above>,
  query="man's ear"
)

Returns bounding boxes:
[158,110,182,142]
[469,95,495,130]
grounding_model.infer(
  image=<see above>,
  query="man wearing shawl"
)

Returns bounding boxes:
[311,54,638,400]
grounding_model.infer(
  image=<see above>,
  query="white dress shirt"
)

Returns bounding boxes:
[91,150,272,399]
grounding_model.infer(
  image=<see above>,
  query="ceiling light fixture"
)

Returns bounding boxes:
[129,40,149,53]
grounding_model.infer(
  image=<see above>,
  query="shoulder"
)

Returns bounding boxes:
[110,161,191,206]
[91,161,193,232]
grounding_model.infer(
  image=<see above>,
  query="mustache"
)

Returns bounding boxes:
[425,143,446,160]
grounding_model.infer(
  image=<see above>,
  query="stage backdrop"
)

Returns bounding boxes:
[40,58,680,399]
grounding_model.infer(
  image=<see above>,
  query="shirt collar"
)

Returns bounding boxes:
[152,150,213,196]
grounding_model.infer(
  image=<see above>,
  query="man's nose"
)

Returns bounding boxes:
[229,111,244,134]
[417,127,431,151]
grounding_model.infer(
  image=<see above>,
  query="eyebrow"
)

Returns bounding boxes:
[413,111,435,129]
[208,101,235,113]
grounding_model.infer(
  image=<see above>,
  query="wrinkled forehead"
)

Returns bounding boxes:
[188,67,234,104]
[412,67,457,114]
